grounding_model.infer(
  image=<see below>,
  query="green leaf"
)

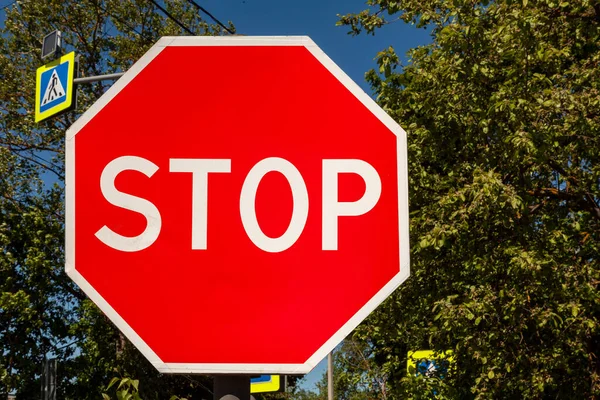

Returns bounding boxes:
[107,377,120,390]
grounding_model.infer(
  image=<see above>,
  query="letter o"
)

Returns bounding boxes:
[240,157,309,253]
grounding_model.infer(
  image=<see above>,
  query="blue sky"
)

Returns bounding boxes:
[205,0,432,94]
[0,0,431,392]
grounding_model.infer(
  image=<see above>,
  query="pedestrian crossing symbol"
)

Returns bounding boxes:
[35,51,75,122]
[41,69,66,106]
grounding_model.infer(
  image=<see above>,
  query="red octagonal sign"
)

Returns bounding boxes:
[66,37,410,374]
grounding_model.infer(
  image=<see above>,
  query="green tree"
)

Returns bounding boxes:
[285,343,388,400]
[0,1,232,397]
[330,340,390,400]
[337,0,600,398]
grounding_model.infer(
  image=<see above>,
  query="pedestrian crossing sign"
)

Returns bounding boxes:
[35,51,75,122]
[407,350,454,378]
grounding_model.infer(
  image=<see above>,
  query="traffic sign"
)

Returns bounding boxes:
[407,350,454,378]
[35,51,75,122]
[250,375,283,394]
[65,36,410,374]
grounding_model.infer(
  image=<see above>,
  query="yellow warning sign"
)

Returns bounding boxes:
[250,375,282,393]
[407,350,454,377]
[35,52,75,122]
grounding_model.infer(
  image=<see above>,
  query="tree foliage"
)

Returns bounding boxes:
[3,0,599,398]
[0,1,231,397]
[337,0,600,398]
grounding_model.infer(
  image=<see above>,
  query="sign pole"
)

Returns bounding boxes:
[328,352,334,400]
[213,375,251,400]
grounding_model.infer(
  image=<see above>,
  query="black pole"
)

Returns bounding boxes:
[213,375,251,400]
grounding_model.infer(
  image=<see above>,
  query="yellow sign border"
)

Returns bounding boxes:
[250,375,281,393]
[35,51,75,122]
[407,350,455,375]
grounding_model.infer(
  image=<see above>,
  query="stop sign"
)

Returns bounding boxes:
[65,36,410,374]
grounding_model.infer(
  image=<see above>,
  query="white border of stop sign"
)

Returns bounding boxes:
[65,36,410,375]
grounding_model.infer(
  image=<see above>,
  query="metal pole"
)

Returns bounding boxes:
[73,72,125,84]
[213,375,251,400]
[328,352,334,400]
[41,358,57,400]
